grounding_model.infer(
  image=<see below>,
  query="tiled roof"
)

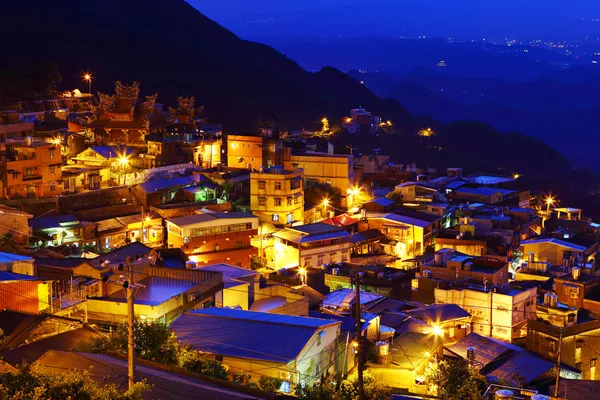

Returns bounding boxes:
[171,309,339,363]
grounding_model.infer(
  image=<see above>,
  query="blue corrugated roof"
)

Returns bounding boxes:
[457,187,503,196]
[522,238,588,252]
[407,304,470,323]
[0,252,33,264]
[171,309,340,363]
[139,176,198,193]
[0,271,40,282]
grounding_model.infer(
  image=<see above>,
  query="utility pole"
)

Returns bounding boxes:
[140,207,145,244]
[554,327,564,397]
[354,269,365,400]
[126,256,136,391]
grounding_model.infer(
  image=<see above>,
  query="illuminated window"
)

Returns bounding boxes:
[272,213,279,222]
[213,244,220,252]
[287,213,293,224]
[287,197,293,206]
[49,148,55,158]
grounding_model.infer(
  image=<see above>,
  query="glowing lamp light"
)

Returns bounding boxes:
[513,173,520,179]
[140,314,147,320]
[546,197,554,206]
[119,157,129,166]
[345,117,352,123]
[352,341,359,348]
[83,74,92,81]
[432,325,443,336]
[322,198,330,208]
[145,216,151,222]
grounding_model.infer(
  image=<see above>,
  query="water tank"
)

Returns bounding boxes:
[377,271,385,280]
[572,266,581,281]
[422,270,432,279]
[434,253,443,266]
[495,390,514,400]
[464,262,473,271]
[185,260,196,269]
[549,293,559,308]
[376,341,390,364]
[528,252,535,263]
[25,136,33,146]
[466,347,476,366]
[332,268,339,276]
[544,292,553,306]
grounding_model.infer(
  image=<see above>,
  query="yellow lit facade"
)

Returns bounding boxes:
[250,167,304,226]
[227,135,264,171]
[283,151,355,208]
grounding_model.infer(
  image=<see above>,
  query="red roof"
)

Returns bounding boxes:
[322,214,358,227]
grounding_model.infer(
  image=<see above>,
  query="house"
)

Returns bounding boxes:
[30,215,97,249]
[453,187,515,205]
[71,145,134,168]
[406,304,471,343]
[283,150,355,209]
[367,329,444,394]
[446,333,554,385]
[86,263,223,325]
[250,166,304,226]
[362,197,396,213]
[272,223,351,270]
[551,380,600,400]
[321,288,384,315]
[200,167,251,203]
[393,182,448,203]
[171,308,342,388]
[133,174,208,208]
[0,272,51,314]
[1,138,63,199]
[359,212,439,259]
[521,237,599,266]
[323,263,413,300]
[194,263,309,315]
[61,164,111,192]
[419,249,509,286]
[227,133,283,171]
[0,252,35,275]
[143,138,189,168]
[0,205,32,244]
[166,212,258,268]
[435,280,538,342]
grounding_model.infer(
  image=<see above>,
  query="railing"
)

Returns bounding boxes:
[52,288,87,312]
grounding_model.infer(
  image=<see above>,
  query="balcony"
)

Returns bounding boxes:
[23,174,42,181]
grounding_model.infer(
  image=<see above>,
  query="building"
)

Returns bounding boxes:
[0,272,51,314]
[30,215,97,249]
[170,308,342,388]
[521,237,599,266]
[0,122,34,145]
[359,212,439,259]
[527,304,600,380]
[226,132,282,171]
[250,166,304,226]
[272,223,351,270]
[0,204,32,244]
[0,252,35,276]
[61,164,111,192]
[393,182,448,203]
[435,280,537,342]
[166,212,258,268]
[283,151,355,209]
[419,249,509,286]
[406,303,472,343]
[79,81,168,146]
[0,138,63,199]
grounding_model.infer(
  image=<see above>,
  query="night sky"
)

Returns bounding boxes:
[190,0,600,41]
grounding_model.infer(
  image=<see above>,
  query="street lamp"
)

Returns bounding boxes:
[432,325,443,336]
[119,157,129,185]
[298,267,307,285]
[545,196,554,214]
[83,73,92,94]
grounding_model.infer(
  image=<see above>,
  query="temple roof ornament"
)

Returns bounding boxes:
[114,81,140,100]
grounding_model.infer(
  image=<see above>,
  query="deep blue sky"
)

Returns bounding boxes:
[190,1,600,41]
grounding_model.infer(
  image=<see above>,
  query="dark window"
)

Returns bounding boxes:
[236,240,243,249]
[591,359,597,368]
[547,338,557,353]
[577,339,584,349]
[275,198,282,206]
[274,182,282,190]
[213,244,220,252]
[258,180,266,189]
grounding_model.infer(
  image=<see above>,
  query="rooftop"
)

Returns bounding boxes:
[0,271,40,282]
[322,288,384,310]
[407,304,471,323]
[168,212,257,228]
[170,308,340,363]
[521,237,589,252]
[0,251,33,264]
[104,276,197,306]
[466,174,516,185]
[90,145,134,159]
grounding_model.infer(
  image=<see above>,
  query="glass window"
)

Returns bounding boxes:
[258,197,266,206]
[576,339,584,349]
[591,359,597,368]
[49,148,55,158]
[272,213,279,222]
[275,198,282,206]
[213,244,220,252]
[236,240,243,249]
[287,213,293,224]
[258,180,266,189]
[274,182,282,190]
[304,257,311,267]
[49,166,55,174]
[317,255,324,265]
[547,338,557,353]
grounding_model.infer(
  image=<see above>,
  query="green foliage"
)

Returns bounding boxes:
[426,358,488,400]
[257,376,283,393]
[0,62,62,103]
[0,364,149,400]
[385,190,402,202]
[76,320,228,381]
[295,371,390,400]
[249,255,266,271]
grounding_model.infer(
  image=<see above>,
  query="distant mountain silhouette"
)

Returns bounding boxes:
[0,0,416,132]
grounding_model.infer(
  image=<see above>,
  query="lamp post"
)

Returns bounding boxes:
[119,157,129,185]
[83,74,92,94]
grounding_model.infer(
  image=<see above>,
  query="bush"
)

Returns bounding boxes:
[0,364,150,400]
[257,376,283,393]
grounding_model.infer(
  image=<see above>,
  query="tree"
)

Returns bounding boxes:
[257,377,283,393]
[249,255,266,271]
[76,320,229,380]
[295,371,389,400]
[426,358,488,400]
[385,190,402,202]
[0,364,149,400]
